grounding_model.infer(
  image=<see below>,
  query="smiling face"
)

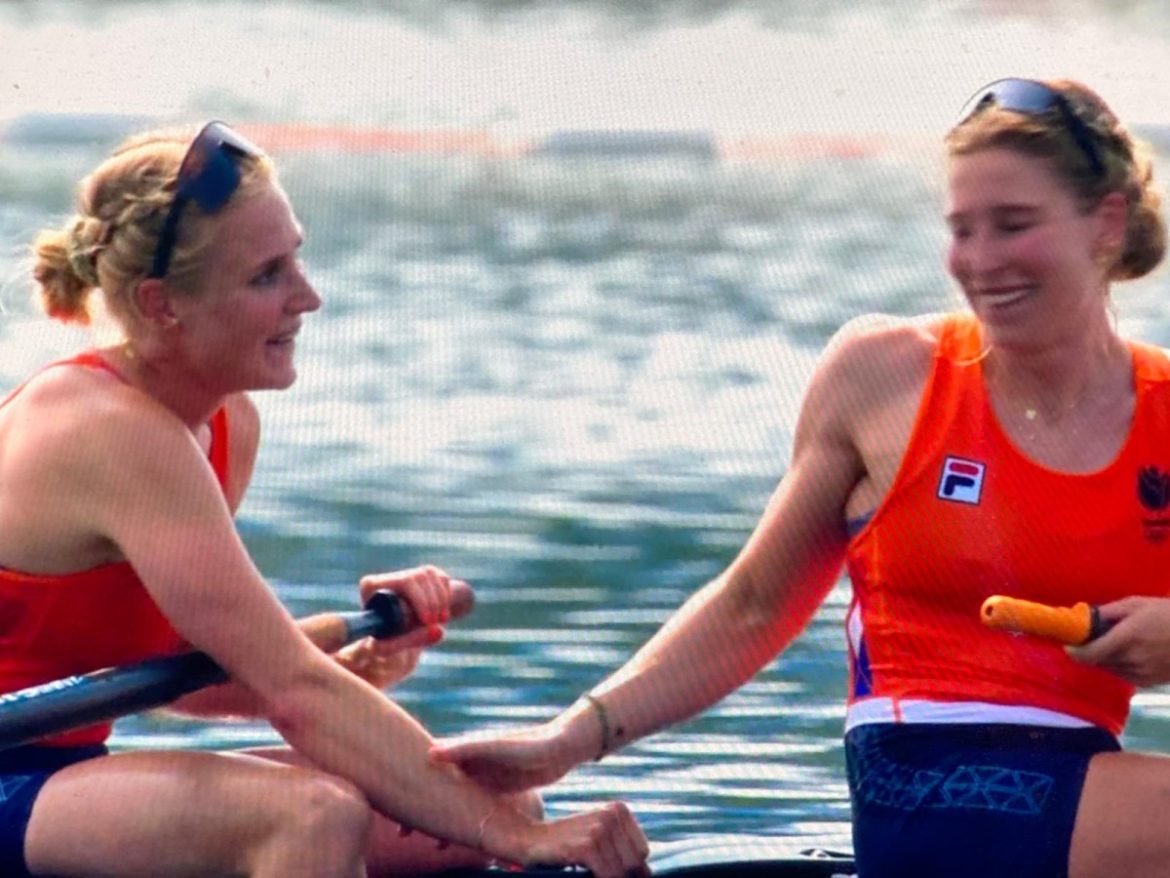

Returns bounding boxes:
[945,148,1113,350]
[171,179,321,392]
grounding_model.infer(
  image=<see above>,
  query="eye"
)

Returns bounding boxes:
[252,260,283,286]
[998,219,1033,234]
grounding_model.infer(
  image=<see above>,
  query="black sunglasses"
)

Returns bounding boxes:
[147,121,266,279]
[956,78,1106,178]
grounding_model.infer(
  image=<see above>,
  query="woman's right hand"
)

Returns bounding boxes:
[430,721,586,793]
[506,802,651,878]
[1067,596,1170,686]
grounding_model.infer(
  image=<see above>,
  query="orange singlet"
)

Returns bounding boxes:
[0,352,230,746]
[845,313,1170,736]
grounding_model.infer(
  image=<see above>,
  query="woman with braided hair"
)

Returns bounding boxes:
[0,123,650,878]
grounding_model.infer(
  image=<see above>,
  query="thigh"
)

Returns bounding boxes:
[1070,751,1170,878]
[25,748,345,878]
[244,746,499,876]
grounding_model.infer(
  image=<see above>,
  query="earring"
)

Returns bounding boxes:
[1094,246,1117,269]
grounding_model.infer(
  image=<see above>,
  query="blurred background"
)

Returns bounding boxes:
[2,0,1169,856]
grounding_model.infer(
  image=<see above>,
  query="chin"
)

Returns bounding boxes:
[269,368,298,390]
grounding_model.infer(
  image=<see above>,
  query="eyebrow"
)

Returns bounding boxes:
[246,234,304,273]
[945,203,1042,224]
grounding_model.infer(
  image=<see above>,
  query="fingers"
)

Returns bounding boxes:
[337,638,424,688]
[428,735,546,793]
[373,624,442,655]
[1065,601,1170,686]
[1067,624,1123,666]
[595,802,651,878]
[428,733,485,763]
[569,803,650,878]
[1094,596,1149,624]
[1066,598,1154,665]
[360,565,455,626]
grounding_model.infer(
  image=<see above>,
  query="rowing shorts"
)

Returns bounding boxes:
[0,744,107,877]
[846,722,1119,878]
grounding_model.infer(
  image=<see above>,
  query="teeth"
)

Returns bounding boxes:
[983,288,1031,307]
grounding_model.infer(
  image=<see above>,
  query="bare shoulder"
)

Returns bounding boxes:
[21,367,201,487]
[823,312,945,371]
[7,364,184,451]
[0,365,206,569]
[807,312,945,416]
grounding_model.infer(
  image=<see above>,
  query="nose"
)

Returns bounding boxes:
[956,229,1007,276]
[288,266,322,314]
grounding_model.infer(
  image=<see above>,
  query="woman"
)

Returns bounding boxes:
[433,78,1169,877]
[0,122,650,878]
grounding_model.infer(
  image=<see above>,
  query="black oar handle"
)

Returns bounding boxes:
[0,584,474,752]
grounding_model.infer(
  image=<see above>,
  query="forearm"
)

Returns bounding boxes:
[170,612,373,719]
[169,681,263,717]
[271,658,535,862]
[556,565,835,761]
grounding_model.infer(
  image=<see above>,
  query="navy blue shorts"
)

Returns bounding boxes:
[0,744,107,877]
[846,722,1119,878]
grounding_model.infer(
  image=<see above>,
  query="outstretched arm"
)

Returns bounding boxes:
[434,331,873,790]
[72,393,647,877]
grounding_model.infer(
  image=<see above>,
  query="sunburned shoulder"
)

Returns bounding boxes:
[815,312,946,397]
[10,363,192,460]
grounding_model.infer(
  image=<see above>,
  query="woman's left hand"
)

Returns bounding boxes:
[336,565,458,688]
[1067,596,1170,686]
[335,637,429,690]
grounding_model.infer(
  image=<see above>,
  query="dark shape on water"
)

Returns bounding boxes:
[0,112,158,150]
[534,130,717,162]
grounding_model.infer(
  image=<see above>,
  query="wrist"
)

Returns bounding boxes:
[477,804,535,863]
[556,692,622,763]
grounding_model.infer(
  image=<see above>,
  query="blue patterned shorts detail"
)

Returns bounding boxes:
[846,722,1118,878]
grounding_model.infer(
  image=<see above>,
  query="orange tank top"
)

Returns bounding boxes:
[0,351,230,746]
[845,314,1170,736]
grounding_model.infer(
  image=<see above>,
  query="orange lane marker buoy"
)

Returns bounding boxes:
[980,596,1109,646]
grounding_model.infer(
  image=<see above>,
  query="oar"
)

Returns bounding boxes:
[0,583,474,751]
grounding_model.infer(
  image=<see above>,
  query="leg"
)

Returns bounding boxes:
[1070,751,1170,878]
[245,746,544,878]
[25,749,372,878]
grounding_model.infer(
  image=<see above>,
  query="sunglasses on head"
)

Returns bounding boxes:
[148,121,266,279]
[956,78,1106,178]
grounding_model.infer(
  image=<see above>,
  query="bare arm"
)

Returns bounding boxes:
[432,330,881,790]
[169,613,425,721]
[72,396,595,865]
[553,338,867,761]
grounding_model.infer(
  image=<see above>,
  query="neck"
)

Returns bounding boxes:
[982,316,1130,423]
[104,343,226,430]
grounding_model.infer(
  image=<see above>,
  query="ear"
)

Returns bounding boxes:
[1092,191,1128,257]
[131,278,181,329]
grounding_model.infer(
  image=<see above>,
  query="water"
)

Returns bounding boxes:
[2,0,1170,857]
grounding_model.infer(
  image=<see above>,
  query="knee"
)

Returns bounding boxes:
[283,773,374,855]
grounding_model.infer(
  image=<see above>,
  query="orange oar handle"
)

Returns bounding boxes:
[980,596,1108,646]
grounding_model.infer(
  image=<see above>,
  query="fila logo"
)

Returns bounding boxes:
[938,456,986,505]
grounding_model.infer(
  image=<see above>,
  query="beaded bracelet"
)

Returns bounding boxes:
[581,693,613,761]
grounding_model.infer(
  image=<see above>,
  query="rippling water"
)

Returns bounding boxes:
[3,0,1170,856]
